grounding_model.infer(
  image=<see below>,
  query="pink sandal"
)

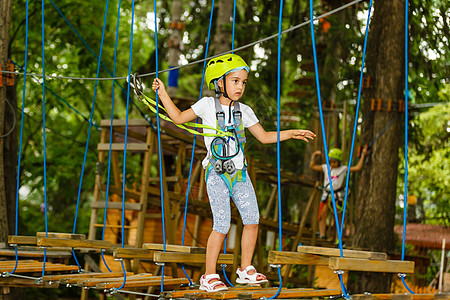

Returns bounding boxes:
[236,265,268,284]
[199,274,228,292]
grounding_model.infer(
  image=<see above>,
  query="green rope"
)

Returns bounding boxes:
[139,93,232,138]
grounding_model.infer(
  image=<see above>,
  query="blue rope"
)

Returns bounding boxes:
[221,0,237,286]
[269,0,284,298]
[8,59,100,130]
[72,0,110,235]
[9,0,30,276]
[117,0,136,292]
[72,0,110,272]
[178,0,216,288]
[339,0,373,239]
[400,0,415,294]
[231,0,237,51]
[152,0,168,292]
[100,0,124,273]
[309,1,349,298]
[48,0,148,120]
[41,0,49,277]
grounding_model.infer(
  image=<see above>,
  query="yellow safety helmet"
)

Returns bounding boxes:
[205,54,249,90]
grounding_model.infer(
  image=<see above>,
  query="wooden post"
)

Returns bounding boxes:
[341,101,348,161]
[88,129,108,241]
[132,128,154,273]
[282,186,318,282]
[308,183,321,286]
[231,220,243,283]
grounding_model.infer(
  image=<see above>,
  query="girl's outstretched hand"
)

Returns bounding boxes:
[152,78,167,97]
[291,129,316,142]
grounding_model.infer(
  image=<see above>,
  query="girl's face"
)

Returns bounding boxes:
[330,159,340,168]
[218,69,248,101]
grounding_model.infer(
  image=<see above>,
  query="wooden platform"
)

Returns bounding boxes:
[352,293,449,299]
[269,246,414,274]
[0,260,79,273]
[161,287,341,299]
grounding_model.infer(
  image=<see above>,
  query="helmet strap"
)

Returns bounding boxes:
[215,74,233,101]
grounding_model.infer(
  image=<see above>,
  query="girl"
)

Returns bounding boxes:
[152,53,315,291]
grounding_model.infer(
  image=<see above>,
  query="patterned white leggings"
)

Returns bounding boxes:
[206,170,260,234]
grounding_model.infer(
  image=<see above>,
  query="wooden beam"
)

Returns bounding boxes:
[235,288,341,300]
[37,238,111,250]
[97,143,148,152]
[153,252,233,264]
[90,201,142,211]
[0,261,79,273]
[36,232,86,240]
[42,272,131,283]
[8,235,37,245]
[113,248,154,259]
[352,294,447,300]
[100,119,150,127]
[328,257,414,273]
[161,286,268,298]
[297,245,388,260]
[95,277,189,289]
[149,176,180,183]
[268,251,329,265]
[77,273,158,287]
[0,248,72,259]
[143,243,206,254]
[0,277,59,288]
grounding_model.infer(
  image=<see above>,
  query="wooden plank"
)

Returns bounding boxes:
[42,272,131,282]
[297,245,388,260]
[0,248,72,258]
[36,232,86,240]
[353,295,446,300]
[113,247,154,259]
[8,235,37,245]
[100,119,150,127]
[90,201,142,211]
[0,263,79,273]
[153,252,233,264]
[161,286,267,298]
[0,260,36,266]
[143,243,206,254]
[97,143,148,152]
[93,224,137,229]
[183,288,284,300]
[0,277,59,288]
[236,288,341,300]
[268,251,329,265]
[37,238,111,250]
[77,274,158,287]
[328,257,415,273]
[149,176,180,183]
[95,277,189,289]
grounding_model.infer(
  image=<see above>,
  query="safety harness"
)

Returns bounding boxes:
[206,98,247,196]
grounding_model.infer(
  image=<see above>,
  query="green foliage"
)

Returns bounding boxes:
[397,101,450,225]
[8,0,449,237]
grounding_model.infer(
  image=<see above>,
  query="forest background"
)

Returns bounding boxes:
[0,0,448,296]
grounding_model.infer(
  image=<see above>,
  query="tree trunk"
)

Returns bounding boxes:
[213,0,233,55]
[167,0,182,97]
[0,0,14,246]
[349,0,405,293]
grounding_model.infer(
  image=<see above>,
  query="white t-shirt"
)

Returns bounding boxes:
[191,97,259,169]
[321,164,348,191]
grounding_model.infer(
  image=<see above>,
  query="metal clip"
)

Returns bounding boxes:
[269,264,281,269]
